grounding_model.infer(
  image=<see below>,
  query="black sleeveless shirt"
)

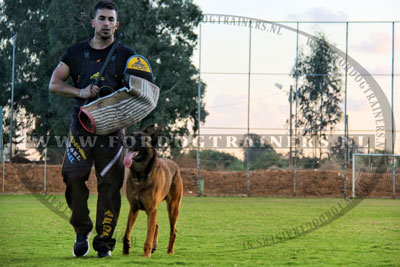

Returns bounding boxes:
[61,40,135,131]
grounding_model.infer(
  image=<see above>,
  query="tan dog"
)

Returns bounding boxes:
[122,126,183,258]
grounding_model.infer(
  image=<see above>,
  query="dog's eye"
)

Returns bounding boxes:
[123,136,136,148]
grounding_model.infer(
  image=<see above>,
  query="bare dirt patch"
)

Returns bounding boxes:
[1,163,398,198]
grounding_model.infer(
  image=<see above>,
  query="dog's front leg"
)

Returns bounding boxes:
[143,209,158,258]
[123,207,140,255]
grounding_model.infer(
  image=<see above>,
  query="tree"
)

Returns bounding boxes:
[328,136,361,164]
[292,31,343,163]
[250,150,288,170]
[0,0,207,154]
[186,149,244,171]
[240,133,272,163]
[239,133,287,170]
[0,1,52,155]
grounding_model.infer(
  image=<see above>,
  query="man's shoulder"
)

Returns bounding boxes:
[63,40,89,60]
[61,40,89,67]
[67,40,89,53]
[118,42,136,57]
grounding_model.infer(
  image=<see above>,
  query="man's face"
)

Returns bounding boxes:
[91,9,119,40]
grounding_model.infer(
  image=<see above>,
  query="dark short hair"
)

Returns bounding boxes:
[92,0,118,19]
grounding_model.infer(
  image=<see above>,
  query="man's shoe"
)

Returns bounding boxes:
[73,233,90,257]
[97,250,111,258]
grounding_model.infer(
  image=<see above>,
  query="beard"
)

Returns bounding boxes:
[98,28,113,40]
[101,35,111,40]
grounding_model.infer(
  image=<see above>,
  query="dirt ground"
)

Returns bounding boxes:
[0,163,398,198]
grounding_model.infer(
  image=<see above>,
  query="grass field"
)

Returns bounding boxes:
[0,195,399,266]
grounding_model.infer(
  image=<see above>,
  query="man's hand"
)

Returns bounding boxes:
[80,84,100,99]
[49,62,100,99]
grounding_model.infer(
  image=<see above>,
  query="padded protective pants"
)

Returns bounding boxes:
[62,127,124,252]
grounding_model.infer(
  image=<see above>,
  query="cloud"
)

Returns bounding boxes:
[204,94,248,128]
[361,64,391,76]
[353,32,392,54]
[347,95,369,111]
[203,93,288,130]
[287,6,348,21]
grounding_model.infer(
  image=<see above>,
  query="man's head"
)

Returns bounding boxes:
[91,0,119,40]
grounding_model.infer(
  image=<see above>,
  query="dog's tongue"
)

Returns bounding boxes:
[123,152,138,168]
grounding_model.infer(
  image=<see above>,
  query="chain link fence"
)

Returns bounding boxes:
[1,19,399,198]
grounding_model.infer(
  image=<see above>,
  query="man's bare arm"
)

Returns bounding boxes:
[49,62,99,98]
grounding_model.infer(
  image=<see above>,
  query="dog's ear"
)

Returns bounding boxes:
[150,127,162,147]
[122,131,136,148]
[143,125,155,134]
[153,126,162,136]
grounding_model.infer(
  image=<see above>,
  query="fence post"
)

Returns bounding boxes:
[43,148,47,195]
[352,153,356,198]
[10,34,16,163]
[392,156,396,199]
[197,23,202,197]
[246,20,252,197]
[343,22,349,199]
[0,106,3,194]
[293,22,301,197]
[2,151,4,195]
[390,22,396,199]
[0,105,2,164]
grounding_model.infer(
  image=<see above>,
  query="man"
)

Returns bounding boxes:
[49,0,135,258]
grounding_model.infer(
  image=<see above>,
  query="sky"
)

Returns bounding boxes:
[193,0,400,21]
[2,0,399,156]
[191,0,400,154]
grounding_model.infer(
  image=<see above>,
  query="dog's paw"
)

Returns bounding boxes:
[143,248,152,258]
[122,239,130,254]
[142,252,151,258]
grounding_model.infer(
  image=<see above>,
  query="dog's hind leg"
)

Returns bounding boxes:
[166,199,180,254]
[151,223,159,254]
[166,172,183,254]
[123,207,139,255]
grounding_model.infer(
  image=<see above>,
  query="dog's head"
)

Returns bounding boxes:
[123,125,161,168]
